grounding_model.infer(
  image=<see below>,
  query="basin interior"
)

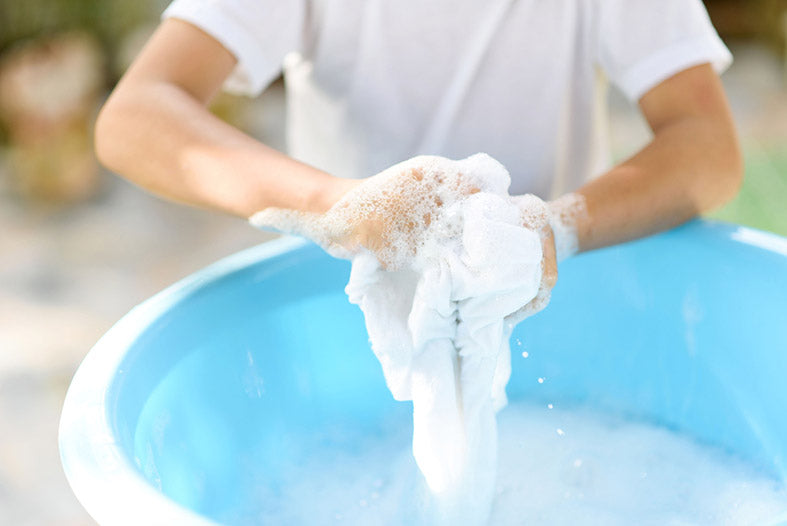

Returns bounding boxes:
[108,223,787,522]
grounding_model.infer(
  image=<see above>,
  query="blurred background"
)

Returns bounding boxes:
[0,0,785,524]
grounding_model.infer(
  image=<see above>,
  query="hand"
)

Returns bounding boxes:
[250,155,480,269]
[508,194,558,319]
[526,222,558,317]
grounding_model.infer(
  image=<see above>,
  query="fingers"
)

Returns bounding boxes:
[528,224,559,314]
[525,286,553,317]
[506,286,551,325]
[249,207,354,259]
[505,222,558,325]
[540,226,558,290]
[510,194,549,232]
[507,269,554,324]
[547,193,587,262]
[249,207,323,238]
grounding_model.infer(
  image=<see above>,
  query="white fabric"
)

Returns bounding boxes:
[343,155,543,523]
[164,0,731,199]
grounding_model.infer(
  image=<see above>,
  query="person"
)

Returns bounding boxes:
[94,0,742,307]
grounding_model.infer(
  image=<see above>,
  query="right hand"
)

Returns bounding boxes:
[251,155,480,269]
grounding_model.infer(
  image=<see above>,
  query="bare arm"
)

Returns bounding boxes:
[95,19,354,218]
[572,63,743,252]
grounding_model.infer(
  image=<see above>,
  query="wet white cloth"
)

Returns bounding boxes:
[344,161,543,523]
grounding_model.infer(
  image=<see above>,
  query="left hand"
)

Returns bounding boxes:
[509,194,558,319]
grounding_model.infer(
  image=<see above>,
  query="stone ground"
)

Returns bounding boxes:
[0,43,784,525]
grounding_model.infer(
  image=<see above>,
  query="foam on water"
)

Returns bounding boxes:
[492,404,787,526]
[238,402,787,525]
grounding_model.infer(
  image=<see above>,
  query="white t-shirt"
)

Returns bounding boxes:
[163,0,731,198]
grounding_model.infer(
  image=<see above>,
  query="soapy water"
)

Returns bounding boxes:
[235,401,787,526]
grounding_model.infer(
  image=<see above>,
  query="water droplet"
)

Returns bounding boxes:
[522,351,529,358]
[556,428,565,436]
[538,377,545,384]
[547,403,554,409]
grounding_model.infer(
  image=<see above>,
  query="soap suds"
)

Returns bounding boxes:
[251,155,507,270]
[253,154,555,523]
[234,402,787,525]
[547,192,587,262]
[248,154,786,524]
[252,155,590,524]
[341,154,547,524]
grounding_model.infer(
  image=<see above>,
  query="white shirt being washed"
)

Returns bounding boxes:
[163,0,731,198]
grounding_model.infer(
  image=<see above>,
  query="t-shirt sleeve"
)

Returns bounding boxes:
[595,0,732,101]
[162,0,305,96]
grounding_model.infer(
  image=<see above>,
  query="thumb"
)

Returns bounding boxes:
[509,193,549,231]
[249,207,355,260]
[249,207,323,238]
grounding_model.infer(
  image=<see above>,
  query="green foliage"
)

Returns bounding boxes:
[709,145,787,236]
[0,0,159,77]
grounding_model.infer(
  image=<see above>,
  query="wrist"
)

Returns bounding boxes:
[308,176,360,213]
[547,193,587,262]
[246,167,354,218]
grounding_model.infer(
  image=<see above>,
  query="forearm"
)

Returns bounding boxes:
[95,81,345,217]
[573,113,742,253]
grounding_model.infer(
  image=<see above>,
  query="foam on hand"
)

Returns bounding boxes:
[251,154,509,270]
[546,192,587,262]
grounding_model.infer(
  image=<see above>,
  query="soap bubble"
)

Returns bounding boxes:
[251,154,556,272]
[547,192,587,262]
[252,155,494,269]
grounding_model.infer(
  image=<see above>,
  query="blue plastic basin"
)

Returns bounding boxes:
[59,220,787,525]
